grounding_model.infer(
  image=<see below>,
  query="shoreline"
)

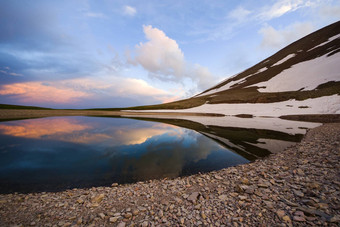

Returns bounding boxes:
[0,109,224,121]
[0,123,339,226]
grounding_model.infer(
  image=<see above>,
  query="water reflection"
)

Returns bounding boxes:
[0,116,247,193]
[0,116,321,193]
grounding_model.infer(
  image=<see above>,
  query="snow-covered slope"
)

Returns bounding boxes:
[198,21,340,97]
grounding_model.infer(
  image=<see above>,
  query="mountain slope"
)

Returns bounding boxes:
[125,20,340,115]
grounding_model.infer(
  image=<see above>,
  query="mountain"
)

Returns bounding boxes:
[127,21,340,116]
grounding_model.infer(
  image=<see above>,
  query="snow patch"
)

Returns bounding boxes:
[308,33,340,52]
[252,52,340,92]
[272,54,296,66]
[128,95,340,117]
[197,67,268,97]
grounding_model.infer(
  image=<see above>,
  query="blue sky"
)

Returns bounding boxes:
[0,0,339,108]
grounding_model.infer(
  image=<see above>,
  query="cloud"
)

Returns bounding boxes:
[259,22,314,49]
[123,5,137,16]
[0,76,179,107]
[0,81,90,104]
[228,6,251,22]
[128,25,217,92]
[259,0,313,20]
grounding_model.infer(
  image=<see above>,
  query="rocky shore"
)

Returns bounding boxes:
[0,123,339,227]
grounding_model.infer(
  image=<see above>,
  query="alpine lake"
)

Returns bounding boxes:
[0,115,321,194]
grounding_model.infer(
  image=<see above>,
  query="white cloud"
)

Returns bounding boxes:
[259,22,314,49]
[228,6,251,22]
[128,25,217,92]
[123,5,137,16]
[259,0,311,20]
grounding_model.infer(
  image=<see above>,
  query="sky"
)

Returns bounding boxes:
[0,0,339,109]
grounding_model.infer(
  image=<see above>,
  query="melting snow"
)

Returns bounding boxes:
[308,33,340,52]
[128,94,340,117]
[252,51,340,92]
[197,67,268,97]
[272,54,296,66]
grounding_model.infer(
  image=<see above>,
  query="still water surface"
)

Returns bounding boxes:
[0,116,250,193]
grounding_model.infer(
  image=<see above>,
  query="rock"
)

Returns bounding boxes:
[241,178,249,185]
[187,192,199,203]
[218,194,228,201]
[293,216,306,222]
[132,209,139,216]
[124,213,132,219]
[238,195,247,200]
[215,175,223,180]
[98,213,105,219]
[76,198,84,204]
[111,183,118,187]
[141,221,149,227]
[117,222,126,227]
[109,217,119,223]
[293,190,304,197]
[180,218,185,224]
[174,197,182,203]
[201,212,206,219]
[330,215,340,223]
[276,210,285,218]
[91,194,105,203]
[282,215,291,223]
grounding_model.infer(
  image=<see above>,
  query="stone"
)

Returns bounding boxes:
[132,209,139,216]
[124,213,132,219]
[117,222,126,227]
[141,221,149,227]
[276,210,285,218]
[293,190,304,197]
[293,216,306,222]
[98,213,105,219]
[109,217,119,223]
[218,194,228,201]
[330,215,340,223]
[282,215,291,223]
[180,218,185,224]
[215,175,223,180]
[76,198,84,204]
[91,194,105,203]
[111,183,118,187]
[187,192,199,203]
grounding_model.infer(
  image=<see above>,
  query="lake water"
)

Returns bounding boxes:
[0,116,319,193]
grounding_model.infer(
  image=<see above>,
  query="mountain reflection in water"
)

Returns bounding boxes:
[0,116,320,193]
